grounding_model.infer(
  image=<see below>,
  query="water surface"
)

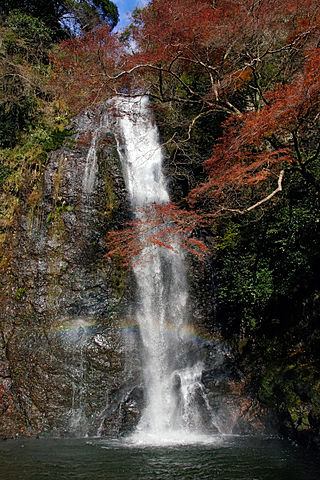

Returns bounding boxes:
[0,436,319,480]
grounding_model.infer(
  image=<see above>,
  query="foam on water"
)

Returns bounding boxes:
[126,431,222,447]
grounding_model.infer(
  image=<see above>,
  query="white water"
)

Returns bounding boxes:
[82,120,108,195]
[113,96,219,444]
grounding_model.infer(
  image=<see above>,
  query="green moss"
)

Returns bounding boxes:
[46,203,72,223]
[15,287,26,300]
[104,172,118,220]
[110,268,125,299]
[41,127,75,152]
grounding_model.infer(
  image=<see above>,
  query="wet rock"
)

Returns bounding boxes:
[0,100,276,442]
[0,103,137,438]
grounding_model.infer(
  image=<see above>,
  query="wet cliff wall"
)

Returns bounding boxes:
[0,101,271,440]
[0,105,142,438]
[0,100,283,441]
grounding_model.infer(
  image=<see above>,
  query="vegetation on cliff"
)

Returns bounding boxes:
[0,0,121,435]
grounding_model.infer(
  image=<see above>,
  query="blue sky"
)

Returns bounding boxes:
[114,0,148,29]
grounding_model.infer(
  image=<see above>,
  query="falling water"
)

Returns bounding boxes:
[82,129,99,195]
[113,96,219,444]
[67,319,89,437]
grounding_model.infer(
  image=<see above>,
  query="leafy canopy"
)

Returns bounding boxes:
[0,0,119,38]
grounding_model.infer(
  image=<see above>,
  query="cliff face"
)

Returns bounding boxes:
[0,104,274,440]
[0,103,276,440]
[0,105,142,438]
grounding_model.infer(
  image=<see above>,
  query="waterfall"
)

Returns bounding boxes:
[112,96,219,444]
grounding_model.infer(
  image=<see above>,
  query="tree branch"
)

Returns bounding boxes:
[217,170,285,215]
[292,131,319,191]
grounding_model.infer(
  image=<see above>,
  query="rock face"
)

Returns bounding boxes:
[0,102,272,440]
[185,256,274,436]
[0,105,142,438]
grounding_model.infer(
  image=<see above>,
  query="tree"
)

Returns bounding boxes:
[124,0,320,215]
[0,11,56,147]
[0,0,119,38]
[189,46,320,214]
[50,0,320,261]
[0,0,119,148]
[105,204,210,268]
[51,25,126,113]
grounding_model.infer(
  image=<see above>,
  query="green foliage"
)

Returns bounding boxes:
[15,287,26,300]
[218,255,272,304]
[0,165,11,189]
[0,0,119,38]
[0,4,74,223]
[46,203,73,223]
[120,8,143,42]
[0,115,73,248]
[0,11,56,148]
[212,170,320,426]
[214,222,240,251]
[215,173,320,335]
[40,127,75,152]
[4,10,55,57]
[96,0,119,29]
[0,1,63,38]
[0,97,38,148]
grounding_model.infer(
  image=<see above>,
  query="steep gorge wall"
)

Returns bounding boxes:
[0,102,273,440]
[0,105,141,438]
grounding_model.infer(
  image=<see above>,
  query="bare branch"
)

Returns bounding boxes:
[245,170,285,212]
[179,111,212,143]
[217,170,285,215]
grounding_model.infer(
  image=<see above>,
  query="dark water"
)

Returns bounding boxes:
[0,436,319,480]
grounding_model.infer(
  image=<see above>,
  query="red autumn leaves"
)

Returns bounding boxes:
[51,0,320,265]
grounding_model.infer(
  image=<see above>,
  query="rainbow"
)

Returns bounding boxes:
[46,316,228,350]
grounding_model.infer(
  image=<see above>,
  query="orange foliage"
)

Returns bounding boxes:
[51,0,320,113]
[51,25,127,113]
[189,46,320,210]
[128,0,320,104]
[50,0,320,260]
[106,203,211,268]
